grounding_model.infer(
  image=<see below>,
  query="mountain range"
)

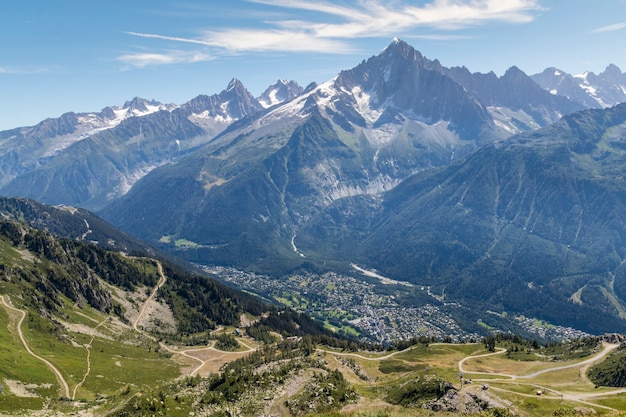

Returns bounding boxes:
[3,38,626,336]
[532,64,626,108]
[99,39,590,267]
[0,79,301,210]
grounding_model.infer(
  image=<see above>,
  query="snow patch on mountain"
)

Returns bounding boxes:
[351,86,382,124]
[111,163,163,198]
[41,101,175,158]
[259,88,281,108]
[258,79,303,109]
[488,106,541,135]
[326,174,401,202]
[533,65,626,109]
[254,79,337,127]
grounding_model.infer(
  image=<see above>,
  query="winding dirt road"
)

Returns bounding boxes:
[459,343,619,380]
[130,261,257,377]
[458,342,624,411]
[0,295,70,399]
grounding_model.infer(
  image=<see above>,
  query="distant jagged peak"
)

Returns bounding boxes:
[540,67,568,77]
[122,96,161,112]
[267,79,301,90]
[179,78,263,120]
[570,64,624,83]
[221,78,258,103]
[118,97,177,120]
[335,38,431,91]
[602,63,622,76]
[533,63,626,108]
[502,65,527,78]
[226,77,245,92]
[100,106,117,120]
[598,63,625,84]
[380,37,425,62]
[258,79,304,108]
[384,36,408,51]
[303,81,318,94]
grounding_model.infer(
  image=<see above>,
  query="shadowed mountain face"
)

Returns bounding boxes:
[296,103,626,334]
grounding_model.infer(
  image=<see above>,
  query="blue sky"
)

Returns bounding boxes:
[2,0,626,131]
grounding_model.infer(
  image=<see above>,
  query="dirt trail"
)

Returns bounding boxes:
[130,261,257,377]
[0,295,70,399]
[459,343,618,380]
[315,346,412,361]
[129,262,207,375]
[458,342,622,411]
[71,316,109,400]
[458,348,507,376]
[133,261,167,331]
[517,343,618,380]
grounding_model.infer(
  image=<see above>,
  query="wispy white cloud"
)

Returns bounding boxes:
[247,0,542,36]
[125,32,212,46]
[406,34,475,41]
[117,51,213,68]
[0,66,50,75]
[591,21,626,33]
[199,29,355,53]
[123,0,542,65]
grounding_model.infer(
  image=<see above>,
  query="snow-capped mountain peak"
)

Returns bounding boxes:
[258,79,304,108]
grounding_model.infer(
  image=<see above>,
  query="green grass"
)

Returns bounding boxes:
[533,319,555,329]
[274,295,293,307]
[495,390,614,417]
[477,319,496,330]
[594,393,626,411]
[2,294,180,405]
[505,350,548,362]
[378,359,426,374]
[0,236,38,265]
[0,306,58,411]
[489,382,546,396]
[0,396,47,413]
[159,236,202,248]
[174,239,200,248]
[77,338,179,400]
[274,291,309,309]
[394,343,486,362]
[323,320,360,337]
[21,314,90,387]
